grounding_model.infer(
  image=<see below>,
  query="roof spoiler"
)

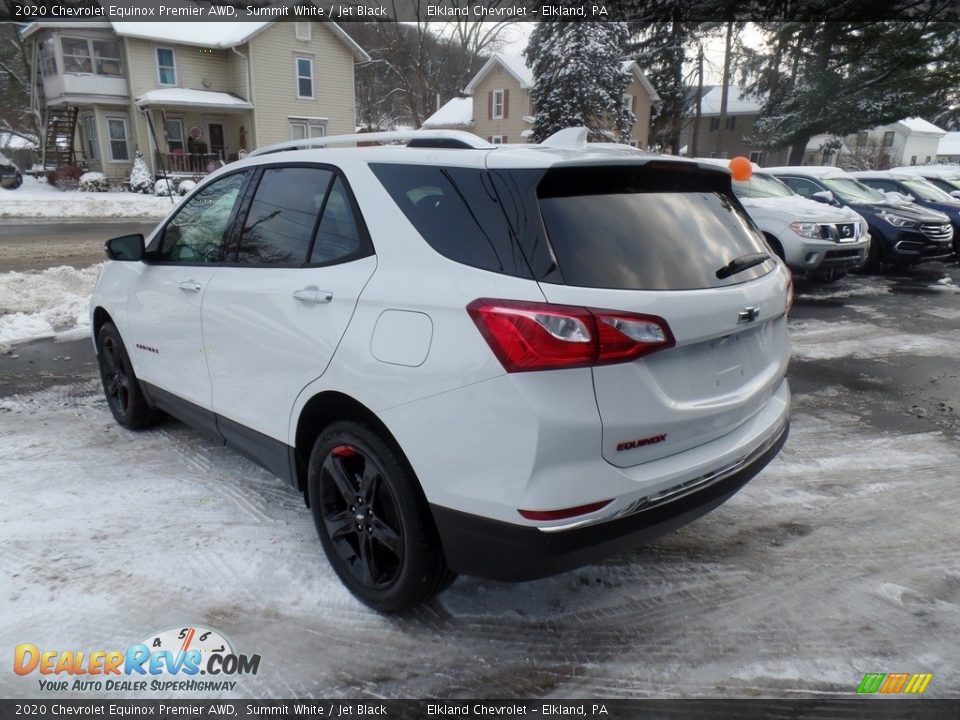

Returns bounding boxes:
[248,129,495,156]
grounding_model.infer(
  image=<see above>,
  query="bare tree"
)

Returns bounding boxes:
[345,14,515,130]
[0,22,39,144]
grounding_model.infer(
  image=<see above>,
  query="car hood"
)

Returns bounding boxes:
[866,202,951,223]
[739,195,860,222]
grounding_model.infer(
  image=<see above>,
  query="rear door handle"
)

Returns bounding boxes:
[177,279,202,292]
[293,286,333,304]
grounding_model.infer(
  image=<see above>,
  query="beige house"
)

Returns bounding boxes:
[22,21,369,180]
[680,85,789,165]
[423,53,658,148]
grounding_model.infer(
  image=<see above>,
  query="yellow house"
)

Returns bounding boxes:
[423,53,658,148]
[22,20,369,180]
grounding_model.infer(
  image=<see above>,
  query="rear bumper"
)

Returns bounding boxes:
[432,419,789,581]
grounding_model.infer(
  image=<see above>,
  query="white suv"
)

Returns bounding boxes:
[92,129,792,612]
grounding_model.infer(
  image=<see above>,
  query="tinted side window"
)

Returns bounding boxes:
[237,167,333,265]
[157,172,248,263]
[311,177,362,265]
[370,164,531,278]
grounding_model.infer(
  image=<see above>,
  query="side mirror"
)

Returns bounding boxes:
[105,234,145,261]
[811,190,837,206]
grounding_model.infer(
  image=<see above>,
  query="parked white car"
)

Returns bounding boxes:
[697,159,869,281]
[91,129,792,612]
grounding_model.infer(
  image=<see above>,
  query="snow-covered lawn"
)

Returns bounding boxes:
[0,264,101,347]
[0,175,180,219]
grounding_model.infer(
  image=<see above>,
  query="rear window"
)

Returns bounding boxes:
[537,165,773,291]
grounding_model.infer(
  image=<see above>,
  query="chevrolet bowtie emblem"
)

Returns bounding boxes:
[738,307,760,323]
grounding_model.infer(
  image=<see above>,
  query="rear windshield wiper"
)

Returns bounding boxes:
[716,252,771,279]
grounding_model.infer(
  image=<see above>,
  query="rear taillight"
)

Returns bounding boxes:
[467,299,675,373]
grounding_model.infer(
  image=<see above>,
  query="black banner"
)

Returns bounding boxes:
[1,700,959,720]
[2,0,960,22]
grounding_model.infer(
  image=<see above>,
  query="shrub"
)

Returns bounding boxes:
[177,179,197,196]
[129,151,153,193]
[78,172,109,192]
[154,178,175,196]
[47,164,83,190]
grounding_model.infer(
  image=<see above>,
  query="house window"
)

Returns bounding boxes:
[492,90,505,119]
[925,156,931,164]
[749,151,764,164]
[38,39,57,76]
[92,40,123,77]
[295,22,311,41]
[709,117,720,131]
[622,94,633,111]
[725,116,737,130]
[81,114,98,161]
[295,57,314,99]
[490,136,504,144]
[106,117,130,161]
[289,118,326,140]
[882,131,895,147]
[156,47,176,86]
[164,118,185,154]
[857,131,869,146]
[61,37,92,74]
[910,155,917,165]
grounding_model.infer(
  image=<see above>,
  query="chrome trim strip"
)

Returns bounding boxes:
[538,419,789,534]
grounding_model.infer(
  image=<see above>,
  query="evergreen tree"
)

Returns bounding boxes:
[525,22,634,143]
[740,20,960,163]
[129,151,153,194]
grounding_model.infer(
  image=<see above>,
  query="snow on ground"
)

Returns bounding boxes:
[0,176,179,219]
[0,265,101,346]
[1,377,958,699]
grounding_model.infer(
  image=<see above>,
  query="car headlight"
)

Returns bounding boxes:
[879,211,917,228]
[790,222,822,239]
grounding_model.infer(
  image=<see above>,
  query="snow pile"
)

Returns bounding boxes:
[0,264,101,345]
[78,172,109,192]
[178,179,197,196]
[154,178,175,197]
[0,175,178,219]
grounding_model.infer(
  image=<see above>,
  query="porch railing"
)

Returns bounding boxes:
[154,151,223,176]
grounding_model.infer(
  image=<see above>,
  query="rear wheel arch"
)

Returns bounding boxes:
[293,392,417,502]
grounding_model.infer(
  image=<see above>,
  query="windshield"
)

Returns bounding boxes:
[733,173,795,199]
[900,178,954,202]
[821,177,886,204]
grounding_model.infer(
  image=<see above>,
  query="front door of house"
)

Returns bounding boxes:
[208,123,225,161]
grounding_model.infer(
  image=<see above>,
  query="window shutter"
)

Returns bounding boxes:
[488,91,493,120]
[503,89,509,119]
[631,95,637,113]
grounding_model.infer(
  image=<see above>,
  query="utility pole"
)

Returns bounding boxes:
[714,21,734,158]
[691,43,704,158]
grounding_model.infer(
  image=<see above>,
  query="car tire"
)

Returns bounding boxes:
[13,173,22,189]
[96,322,163,430]
[307,420,456,613]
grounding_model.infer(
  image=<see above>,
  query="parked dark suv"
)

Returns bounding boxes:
[767,166,954,268]
[0,153,23,189]
[851,171,960,261]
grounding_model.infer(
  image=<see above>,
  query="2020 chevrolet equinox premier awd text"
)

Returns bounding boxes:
[92,129,791,612]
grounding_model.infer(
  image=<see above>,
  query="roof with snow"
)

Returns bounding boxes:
[698,86,763,116]
[135,88,253,110]
[464,53,534,94]
[896,117,946,135]
[421,97,474,129]
[23,19,369,61]
[938,132,960,156]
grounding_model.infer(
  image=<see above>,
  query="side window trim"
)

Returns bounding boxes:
[147,168,253,266]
